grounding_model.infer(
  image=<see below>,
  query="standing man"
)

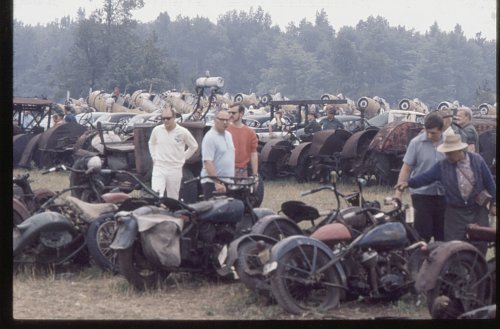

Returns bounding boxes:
[395,134,496,254]
[148,106,198,199]
[319,105,344,131]
[200,109,235,200]
[394,112,446,242]
[227,104,259,178]
[456,107,478,152]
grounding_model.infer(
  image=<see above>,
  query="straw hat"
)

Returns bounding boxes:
[437,134,467,153]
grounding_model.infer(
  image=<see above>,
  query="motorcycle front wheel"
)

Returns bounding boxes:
[117,241,169,291]
[270,243,342,315]
[86,216,119,273]
[427,250,492,319]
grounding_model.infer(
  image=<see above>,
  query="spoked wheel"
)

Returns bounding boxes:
[117,240,169,291]
[270,243,342,315]
[427,250,492,319]
[235,239,275,297]
[86,216,119,273]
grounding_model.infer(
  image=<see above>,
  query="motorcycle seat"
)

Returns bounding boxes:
[188,200,214,214]
[65,196,118,223]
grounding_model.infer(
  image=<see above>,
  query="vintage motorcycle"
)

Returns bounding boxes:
[415,223,496,319]
[13,173,55,226]
[13,156,151,272]
[262,197,424,315]
[110,176,275,290]
[218,176,380,297]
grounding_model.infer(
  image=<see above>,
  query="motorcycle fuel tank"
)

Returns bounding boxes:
[355,221,408,251]
[198,198,245,223]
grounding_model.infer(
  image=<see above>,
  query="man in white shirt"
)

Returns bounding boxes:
[148,106,198,199]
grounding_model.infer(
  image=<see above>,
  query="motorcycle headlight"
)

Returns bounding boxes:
[86,156,102,171]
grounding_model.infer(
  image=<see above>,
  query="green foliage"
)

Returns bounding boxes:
[13,6,496,106]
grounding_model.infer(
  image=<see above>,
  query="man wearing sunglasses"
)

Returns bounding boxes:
[227,104,259,179]
[200,109,235,199]
[148,106,198,199]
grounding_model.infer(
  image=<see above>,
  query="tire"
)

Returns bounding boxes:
[294,153,311,183]
[117,241,169,291]
[270,243,342,315]
[248,176,264,208]
[86,216,119,273]
[426,250,491,319]
[235,239,275,297]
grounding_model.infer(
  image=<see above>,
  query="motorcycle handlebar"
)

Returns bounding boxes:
[184,175,258,187]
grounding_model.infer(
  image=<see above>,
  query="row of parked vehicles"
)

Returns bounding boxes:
[13,157,496,319]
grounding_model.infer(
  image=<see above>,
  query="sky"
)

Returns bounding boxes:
[14,0,497,40]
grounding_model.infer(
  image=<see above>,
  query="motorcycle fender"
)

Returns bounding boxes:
[252,208,276,220]
[251,214,302,235]
[265,235,347,286]
[415,240,487,293]
[216,233,278,277]
[287,142,311,167]
[13,198,31,222]
[13,212,76,255]
[109,216,138,250]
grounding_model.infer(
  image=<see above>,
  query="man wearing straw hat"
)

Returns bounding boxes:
[395,134,496,254]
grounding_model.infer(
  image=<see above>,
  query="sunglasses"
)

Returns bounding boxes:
[161,116,173,121]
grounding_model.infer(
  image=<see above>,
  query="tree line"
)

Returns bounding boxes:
[13,0,496,109]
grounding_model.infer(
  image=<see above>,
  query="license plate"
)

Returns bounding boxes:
[217,244,228,267]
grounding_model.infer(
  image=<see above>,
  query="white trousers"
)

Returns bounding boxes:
[151,163,183,199]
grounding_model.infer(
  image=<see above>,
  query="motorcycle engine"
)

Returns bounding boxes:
[379,274,405,293]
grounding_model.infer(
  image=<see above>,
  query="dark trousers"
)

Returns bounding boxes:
[411,194,446,242]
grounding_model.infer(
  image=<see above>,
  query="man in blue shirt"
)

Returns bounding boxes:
[394,112,446,242]
[319,105,344,131]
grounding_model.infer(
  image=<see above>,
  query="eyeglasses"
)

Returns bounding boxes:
[216,117,230,123]
[161,117,173,121]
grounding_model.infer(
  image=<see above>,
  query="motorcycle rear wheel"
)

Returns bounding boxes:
[235,239,275,297]
[117,241,169,291]
[270,243,342,315]
[427,250,491,319]
[86,216,118,273]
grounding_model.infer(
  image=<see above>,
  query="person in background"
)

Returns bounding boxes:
[438,108,457,136]
[64,105,77,123]
[394,134,496,254]
[227,104,259,179]
[200,109,235,200]
[21,110,34,129]
[455,107,478,152]
[394,112,446,242]
[148,106,198,199]
[304,111,321,134]
[52,109,64,127]
[319,105,344,131]
[268,110,285,133]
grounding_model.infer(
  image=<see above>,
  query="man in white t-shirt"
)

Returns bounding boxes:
[148,106,198,199]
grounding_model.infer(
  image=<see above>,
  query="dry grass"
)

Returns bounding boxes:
[12,169,431,320]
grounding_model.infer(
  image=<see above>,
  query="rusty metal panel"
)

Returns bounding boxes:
[37,123,87,151]
[288,142,311,167]
[340,129,379,159]
[472,117,497,135]
[309,129,351,156]
[133,124,155,176]
[368,121,423,153]
[18,133,43,168]
[260,139,293,161]
[13,134,36,167]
